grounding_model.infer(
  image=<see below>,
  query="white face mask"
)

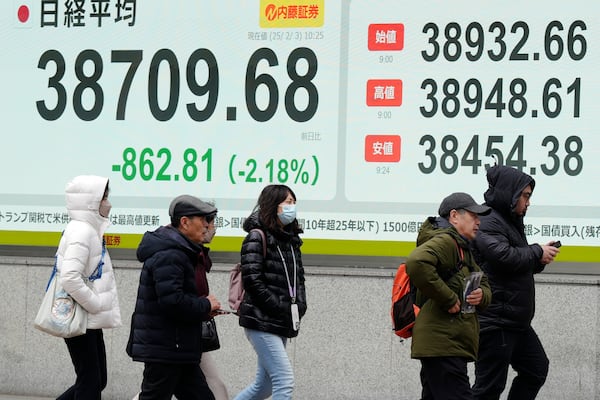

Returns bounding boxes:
[278,204,297,225]
[204,226,216,243]
[99,199,112,218]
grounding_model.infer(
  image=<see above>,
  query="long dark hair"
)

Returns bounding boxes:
[256,184,303,235]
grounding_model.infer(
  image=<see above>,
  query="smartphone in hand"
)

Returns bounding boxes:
[552,241,562,248]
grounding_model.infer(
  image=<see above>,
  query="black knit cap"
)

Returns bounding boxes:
[438,192,491,218]
[169,195,217,218]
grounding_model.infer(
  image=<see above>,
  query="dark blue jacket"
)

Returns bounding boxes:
[126,225,212,363]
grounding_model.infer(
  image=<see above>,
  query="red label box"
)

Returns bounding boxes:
[366,79,403,107]
[364,135,401,162]
[368,23,404,51]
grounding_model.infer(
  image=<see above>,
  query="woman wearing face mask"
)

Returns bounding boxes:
[56,175,121,400]
[233,185,307,400]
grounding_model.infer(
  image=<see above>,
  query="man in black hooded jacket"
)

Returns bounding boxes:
[471,166,560,400]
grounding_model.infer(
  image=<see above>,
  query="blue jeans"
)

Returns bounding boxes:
[233,328,294,400]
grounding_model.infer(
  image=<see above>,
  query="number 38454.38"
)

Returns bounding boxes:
[418,134,583,176]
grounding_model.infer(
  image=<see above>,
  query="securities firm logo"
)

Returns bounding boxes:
[260,0,324,28]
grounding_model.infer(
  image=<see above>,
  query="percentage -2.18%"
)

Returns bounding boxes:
[228,155,320,186]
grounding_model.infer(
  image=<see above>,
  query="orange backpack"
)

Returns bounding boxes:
[391,239,464,338]
[390,262,418,339]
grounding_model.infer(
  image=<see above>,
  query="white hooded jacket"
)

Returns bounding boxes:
[56,175,122,330]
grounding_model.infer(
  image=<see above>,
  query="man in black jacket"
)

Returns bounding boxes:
[471,166,560,400]
[127,195,221,400]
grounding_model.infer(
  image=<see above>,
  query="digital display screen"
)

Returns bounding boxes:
[2,1,598,261]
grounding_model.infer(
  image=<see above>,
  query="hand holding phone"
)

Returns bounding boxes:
[552,241,562,248]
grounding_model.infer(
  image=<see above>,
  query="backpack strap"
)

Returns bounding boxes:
[457,241,464,260]
[454,238,464,269]
[250,228,267,258]
[437,235,467,281]
[454,235,480,274]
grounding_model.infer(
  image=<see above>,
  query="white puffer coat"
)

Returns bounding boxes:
[56,175,122,330]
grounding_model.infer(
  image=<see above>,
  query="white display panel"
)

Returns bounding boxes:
[345,1,596,208]
[5,1,339,199]
[2,1,599,254]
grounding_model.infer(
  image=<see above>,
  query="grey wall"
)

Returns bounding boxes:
[1,256,599,399]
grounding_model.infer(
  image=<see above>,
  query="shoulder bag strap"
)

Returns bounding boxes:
[88,237,106,282]
[251,228,267,258]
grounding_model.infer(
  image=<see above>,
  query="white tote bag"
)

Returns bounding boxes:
[34,238,106,338]
[34,269,88,338]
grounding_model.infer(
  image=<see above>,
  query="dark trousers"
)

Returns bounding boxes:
[473,327,549,400]
[420,357,473,400]
[57,329,107,400]
[140,362,215,400]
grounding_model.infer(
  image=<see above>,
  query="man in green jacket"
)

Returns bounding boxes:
[407,192,493,400]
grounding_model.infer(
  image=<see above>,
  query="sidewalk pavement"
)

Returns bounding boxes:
[0,396,52,400]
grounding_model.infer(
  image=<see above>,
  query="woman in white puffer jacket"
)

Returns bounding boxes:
[56,175,121,400]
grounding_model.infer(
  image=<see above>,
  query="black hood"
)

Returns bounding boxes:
[242,210,262,233]
[483,165,535,217]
